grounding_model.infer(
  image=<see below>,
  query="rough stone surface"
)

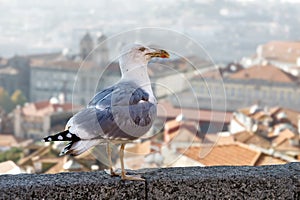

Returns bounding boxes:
[0,163,299,200]
[143,163,300,200]
[0,171,145,200]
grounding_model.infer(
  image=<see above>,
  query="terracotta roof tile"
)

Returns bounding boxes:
[254,154,287,166]
[233,131,271,148]
[261,41,300,64]
[233,131,253,142]
[157,101,232,123]
[272,129,296,147]
[192,68,223,80]
[34,101,50,110]
[237,106,300,135]
[215,135,235,145]
[0,134,19,147]
[165,121,201,143]
[178,143,260,166]
[271,107,300,127]
[274,138,300,152]
[22,101,82,117]
[228,64,297,83]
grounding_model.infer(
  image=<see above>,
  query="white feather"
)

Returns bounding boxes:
[62,139,103,156]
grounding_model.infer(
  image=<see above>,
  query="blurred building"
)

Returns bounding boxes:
[16,140,110,174]
[157,101,232,134]
[0,32,112,106]
[79,32,94,60]
[260,41,300,66]
[0,56,30,99]
[28,32,115,105]
[186,63,300,111]
[13,98,82,140]
[163,118,200,145]
[242,41,300,72]
[0,108,14,133]
[93,33,109,66]
[30,58,100,105]
[230,105,300,160]
[0,134,32,151]
[1,32,206,107]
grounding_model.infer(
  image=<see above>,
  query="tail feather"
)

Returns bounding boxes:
[60,140,103,156]
[43,130,102,156]
[42,130,80,142]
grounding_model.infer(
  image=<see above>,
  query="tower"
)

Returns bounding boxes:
[94,32,109,66]
[80,32,94,60]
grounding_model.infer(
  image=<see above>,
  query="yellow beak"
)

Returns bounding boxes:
[146,49,170,59]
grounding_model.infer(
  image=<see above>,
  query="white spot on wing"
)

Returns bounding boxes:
[58,135,63,140]
[48,137,52,141]
[66,133,72,138]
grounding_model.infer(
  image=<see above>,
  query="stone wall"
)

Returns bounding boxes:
[0,163,299,199]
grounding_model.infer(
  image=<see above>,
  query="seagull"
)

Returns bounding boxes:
[42,44,170,181]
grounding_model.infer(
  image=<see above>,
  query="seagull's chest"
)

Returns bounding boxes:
[111,82,156,105]
[121,73,156,104]
[107,101,157,140]
[108,86,156,134]
[111,88,157,124]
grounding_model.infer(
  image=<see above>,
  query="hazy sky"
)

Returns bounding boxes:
[0,0,299,62]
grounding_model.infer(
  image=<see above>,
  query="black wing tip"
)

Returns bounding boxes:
[42,130,81,142]
[59,142,78,157]
[42,136,53,142]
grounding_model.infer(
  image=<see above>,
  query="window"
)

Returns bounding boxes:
[279,90,285,101]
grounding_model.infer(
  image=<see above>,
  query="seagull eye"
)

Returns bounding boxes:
[139,47,146,52]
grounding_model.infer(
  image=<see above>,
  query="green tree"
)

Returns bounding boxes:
[0,87,14,113]
[0,147,23,163]
[11,90,27,107]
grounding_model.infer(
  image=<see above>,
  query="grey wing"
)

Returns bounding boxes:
[88,82,150,108]
[96,101,157,140]
[109,82,150,106]
[68,108,106,139]
[93,84,155,140]
[87,85,115,109]
[70,81,155,140]
[129,87,149,104]
[129,101,156,127]
[69,102,156,141]
[69,106,126,140]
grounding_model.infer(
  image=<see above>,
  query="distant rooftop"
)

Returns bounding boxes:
[178,142,288,166]
[0,66,19,75]
[157,101,232,123]
[238,105,300,128]
[21,100,82,117]
[228,64,297,83]
[30,59,95,70]
[26,52,63,61]
[260,41,300,64]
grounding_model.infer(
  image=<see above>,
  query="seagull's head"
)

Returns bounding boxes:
[119,44,169,74]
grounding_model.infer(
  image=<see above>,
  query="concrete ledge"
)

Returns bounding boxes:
[0,163,299,199]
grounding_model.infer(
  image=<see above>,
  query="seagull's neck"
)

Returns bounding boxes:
[121,63,156,103]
